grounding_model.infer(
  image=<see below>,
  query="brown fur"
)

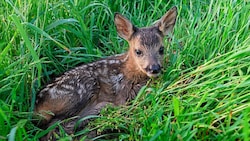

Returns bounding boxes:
[35,6,177,140]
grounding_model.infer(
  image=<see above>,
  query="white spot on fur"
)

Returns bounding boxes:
[49,87,58,99]
[99,60,108,64]
[98,68,102,74]
[115,60,120,64]
[62,84,74,90]
[114,53,125,57]
[48,86,70,99]
[109,60,116,64]
[103,64,107,68]
[89,67,93,71]
[77,88,86,99]
[111,74,124,91]
[78,89,82,95]
[94,71,99,76]
[77,84,87,93]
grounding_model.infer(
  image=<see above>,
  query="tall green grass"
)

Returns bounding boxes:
[0,0,249,140]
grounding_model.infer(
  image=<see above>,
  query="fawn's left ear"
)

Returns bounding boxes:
[156,6,177,36]
[114,13,136,41]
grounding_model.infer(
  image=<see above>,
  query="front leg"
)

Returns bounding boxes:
[56,102,111,139]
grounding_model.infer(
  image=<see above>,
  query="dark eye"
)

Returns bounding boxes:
[135,49,143,57]
[159,46,164,55]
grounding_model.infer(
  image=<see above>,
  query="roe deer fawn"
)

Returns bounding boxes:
[35,6,177,139]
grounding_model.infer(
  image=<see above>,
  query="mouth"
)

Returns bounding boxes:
[146,72,161,78]
[138,64,162,78]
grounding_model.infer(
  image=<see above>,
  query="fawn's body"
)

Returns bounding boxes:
[35,6,177,139]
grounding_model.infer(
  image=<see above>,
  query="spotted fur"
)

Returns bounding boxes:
[35,6,177,140]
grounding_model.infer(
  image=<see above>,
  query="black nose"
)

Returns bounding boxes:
[146,64,161,74]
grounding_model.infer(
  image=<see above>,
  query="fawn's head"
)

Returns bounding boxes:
[115,6,177,78]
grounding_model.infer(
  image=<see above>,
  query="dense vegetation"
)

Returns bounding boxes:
[0,0,249,140]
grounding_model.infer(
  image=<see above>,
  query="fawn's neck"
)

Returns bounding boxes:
[120,52,149,83]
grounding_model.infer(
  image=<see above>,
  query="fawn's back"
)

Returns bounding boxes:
[35,6,177,138]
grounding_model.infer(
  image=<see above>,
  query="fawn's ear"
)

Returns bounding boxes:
[114,13,136,40]
[156,6,177,36]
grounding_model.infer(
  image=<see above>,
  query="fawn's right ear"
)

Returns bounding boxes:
[114,13,136,41]
[156,6,177,36]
